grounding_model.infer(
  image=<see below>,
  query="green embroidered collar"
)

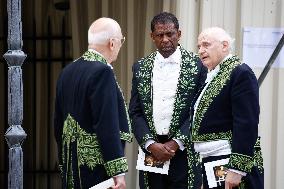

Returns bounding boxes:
[192,55,241,142]
[82,50,107,64]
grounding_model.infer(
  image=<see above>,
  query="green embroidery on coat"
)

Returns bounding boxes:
[104,157,128,176]
[136,47,201,189]
[120,131,132,142]
[141,134,155,146]
[227,153,254,173]
[192,56,241,142]
[116,81,133,142]
[255,136,261,147]
[253,137,264,174]
[82,50,107,63]
[144,172,150,189]
[168,48,199,138]
[136,52,157,139]
[175,131,190,148]
[62,114,104,170]
[186,146,202,189]
[83,50,132,142]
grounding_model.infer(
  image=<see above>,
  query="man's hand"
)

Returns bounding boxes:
[164,140,179,153]
[112,175,126,189]
[147,142,174,161]
[225,171,242,189]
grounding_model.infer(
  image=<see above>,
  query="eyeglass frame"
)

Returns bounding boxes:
[111,36,125,45]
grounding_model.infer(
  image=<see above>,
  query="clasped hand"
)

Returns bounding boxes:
[147,140,179,162]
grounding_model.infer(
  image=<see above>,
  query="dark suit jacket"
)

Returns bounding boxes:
[54,50,132,189]
[129,46,206,188]
[192,56,263,175]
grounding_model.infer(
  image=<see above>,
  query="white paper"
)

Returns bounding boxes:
[204,158,229,188]
[136,147,170,175]
[89,178,114,189]
[242,27,284,68]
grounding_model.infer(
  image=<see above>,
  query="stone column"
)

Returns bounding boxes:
[3,0,27,188]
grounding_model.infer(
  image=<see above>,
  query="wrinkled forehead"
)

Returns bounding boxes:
[198,33,216,44]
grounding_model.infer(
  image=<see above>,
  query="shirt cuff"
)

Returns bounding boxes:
[173,138,185,151]
[144,139,156,151]
[114,173,125,177]
[229,169,247,176]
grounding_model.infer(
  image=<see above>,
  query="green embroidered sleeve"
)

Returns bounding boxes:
[104,157,128,176]
[227,153,254,173]
[139,134,155,147]
[175,130,190,148]
[120,131,132,143]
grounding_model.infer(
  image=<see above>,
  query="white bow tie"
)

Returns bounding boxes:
[158,56,177,64]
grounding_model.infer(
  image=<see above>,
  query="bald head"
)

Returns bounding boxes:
[197,27,235,70]
[198,27,234,53]
[88,17,122,45]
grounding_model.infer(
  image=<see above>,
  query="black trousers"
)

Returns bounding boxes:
[139,135,202,189]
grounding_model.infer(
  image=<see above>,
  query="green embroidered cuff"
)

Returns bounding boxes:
[174,131,190,148]
[141,134,155,146]
[227,153,254,173]
[254,137,261,148]
[104,157,128,177]
[120,131,133,143]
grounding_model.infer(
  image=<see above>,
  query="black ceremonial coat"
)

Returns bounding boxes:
[54,51,132,189]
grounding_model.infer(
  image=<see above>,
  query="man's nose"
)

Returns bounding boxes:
[161,35,170,42]
[198,46,205,54]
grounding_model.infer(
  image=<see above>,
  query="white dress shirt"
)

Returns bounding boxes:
[145,47,184,151]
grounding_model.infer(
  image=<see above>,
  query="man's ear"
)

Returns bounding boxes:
[150,32,155,42]
[177,30,181,41]
[109,39,115,51]
[222,41,229,52]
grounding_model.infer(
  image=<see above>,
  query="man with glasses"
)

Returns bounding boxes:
[54,17,132,189]
[129,12,206,189]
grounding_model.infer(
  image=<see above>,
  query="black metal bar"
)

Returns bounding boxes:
[0,58,73,62]
[0,36,71,40]
[47,16,51,189]
[0,170,60,174]
[3,16,8,189]
[62,16,66,68]
[258,34,284,86]
[32,18,37,189]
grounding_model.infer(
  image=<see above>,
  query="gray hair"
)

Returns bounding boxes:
[88,18,121,45]
[88,31,112,45]
[199,27,235,52]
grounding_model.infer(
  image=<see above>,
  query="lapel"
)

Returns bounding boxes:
[136,46,200,138]
[192,56,241,141]
[136,51,157,137]
[168,46,199,137]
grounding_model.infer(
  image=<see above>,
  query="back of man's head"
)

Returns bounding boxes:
[88,17,121,46]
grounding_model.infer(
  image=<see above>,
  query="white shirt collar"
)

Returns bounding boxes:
[155,46,181,64]
[87,49,113,69]
[205,54,233,83]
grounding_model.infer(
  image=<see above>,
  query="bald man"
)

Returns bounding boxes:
[192,27,264,189]
[54,17,132,189]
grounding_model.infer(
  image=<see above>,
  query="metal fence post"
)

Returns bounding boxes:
[3,0,27,188]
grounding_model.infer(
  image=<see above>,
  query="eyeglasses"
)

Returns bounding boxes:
[120,36,125,45]
[112,36,125,45]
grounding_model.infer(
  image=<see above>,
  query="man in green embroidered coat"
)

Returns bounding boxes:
[129,12,206,189]
[54,18,132,189]
[193,27,264,189]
